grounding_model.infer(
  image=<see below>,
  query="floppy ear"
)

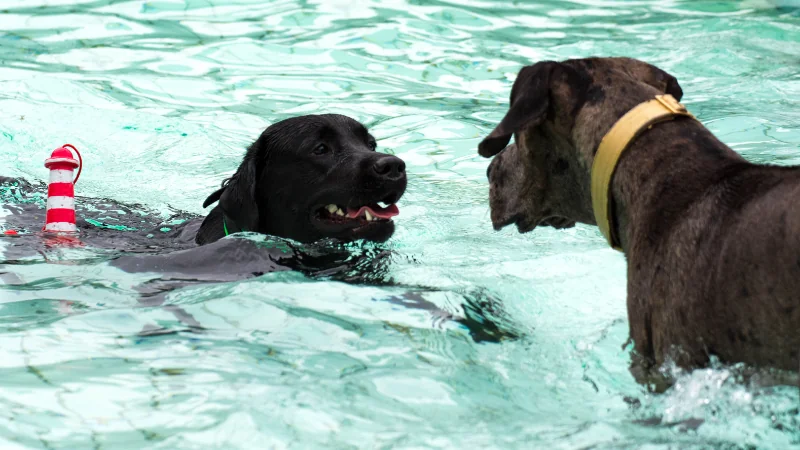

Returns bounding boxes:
[664,74,683,101]
[217,155,260,232]
[478,61,558,158]
[649,66,683,101]
[202,187,224,208]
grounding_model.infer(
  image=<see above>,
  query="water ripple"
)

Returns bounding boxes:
[0,0,799,448]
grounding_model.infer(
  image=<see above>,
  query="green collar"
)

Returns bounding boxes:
[223,214,246,237]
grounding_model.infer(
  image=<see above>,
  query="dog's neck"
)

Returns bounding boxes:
[596,117,748,253]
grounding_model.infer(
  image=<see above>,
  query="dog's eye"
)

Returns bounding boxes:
[368,141,377,151]
[313,144,329,155]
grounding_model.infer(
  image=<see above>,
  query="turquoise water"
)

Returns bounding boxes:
[1,0,800,448]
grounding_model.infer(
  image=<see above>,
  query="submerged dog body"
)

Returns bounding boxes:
[479,57,800,381]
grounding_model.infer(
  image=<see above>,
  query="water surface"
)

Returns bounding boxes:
[0,0,799,448]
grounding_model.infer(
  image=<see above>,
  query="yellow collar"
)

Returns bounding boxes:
[590,94,696,251]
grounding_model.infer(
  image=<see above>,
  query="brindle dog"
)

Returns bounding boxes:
[479,57,800,387]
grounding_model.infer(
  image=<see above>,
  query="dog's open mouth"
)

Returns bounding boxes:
[310,186,405,242]
[314,202,399,229]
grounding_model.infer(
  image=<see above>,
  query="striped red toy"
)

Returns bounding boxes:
[43,144,82,233]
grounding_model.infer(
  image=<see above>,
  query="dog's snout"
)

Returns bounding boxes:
[373,155,406,179]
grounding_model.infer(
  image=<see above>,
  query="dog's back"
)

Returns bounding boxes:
[626,155,800,373]
[707,168,800,369]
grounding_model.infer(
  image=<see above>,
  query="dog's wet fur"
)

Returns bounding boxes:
[196,114,407,245]
[480,57,800,388]
[0,114,518,344]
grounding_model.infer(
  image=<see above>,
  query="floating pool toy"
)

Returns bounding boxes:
[43,144,82,234]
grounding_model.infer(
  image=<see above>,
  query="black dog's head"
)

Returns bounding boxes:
[200,114,407,244]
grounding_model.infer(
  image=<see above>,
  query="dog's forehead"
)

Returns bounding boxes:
[567,57,665,83]
[274,115,373,154]
[320,114,370,138]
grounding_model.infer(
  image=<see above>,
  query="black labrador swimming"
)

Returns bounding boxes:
[1,114,517,343]
[111,113,408,276]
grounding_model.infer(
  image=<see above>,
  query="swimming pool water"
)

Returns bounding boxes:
[1,1,799,448]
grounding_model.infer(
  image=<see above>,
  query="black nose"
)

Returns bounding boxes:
[373,155,406,179]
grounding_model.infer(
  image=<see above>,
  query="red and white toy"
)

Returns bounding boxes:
[43,144,82,233]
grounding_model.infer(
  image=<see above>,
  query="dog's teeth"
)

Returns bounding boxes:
[326,204,338,213]
[336,208,345,216]
[365,210,373,221]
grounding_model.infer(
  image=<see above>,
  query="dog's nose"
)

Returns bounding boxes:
[373,156,406,179]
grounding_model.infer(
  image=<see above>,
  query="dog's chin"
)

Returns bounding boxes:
[515,220,538,234]
[540,216,576,230]
[312,218,396,243]
[493,213,575,234]
[492,213,538,233]
[347,220,395,242]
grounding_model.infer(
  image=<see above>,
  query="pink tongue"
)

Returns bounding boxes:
[346,204,400,219]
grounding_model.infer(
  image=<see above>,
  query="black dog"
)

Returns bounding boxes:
[196,114,407,245]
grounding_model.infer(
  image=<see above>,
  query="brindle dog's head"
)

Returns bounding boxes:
[479,57,683,233]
